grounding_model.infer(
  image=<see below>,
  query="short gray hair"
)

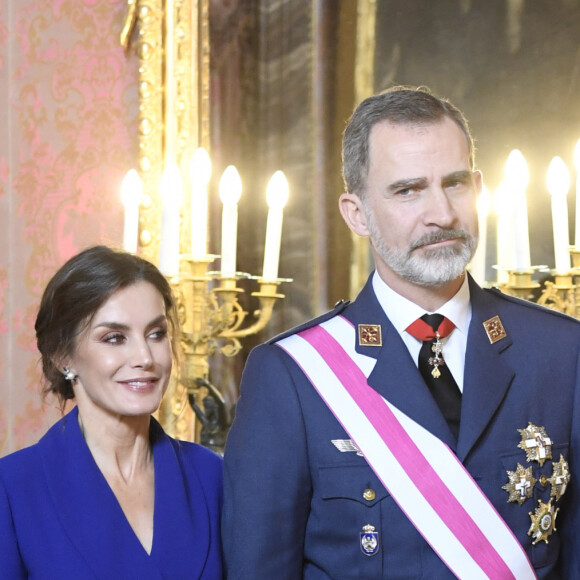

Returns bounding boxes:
[342,86,475,198]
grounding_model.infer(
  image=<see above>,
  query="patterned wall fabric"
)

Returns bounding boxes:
[0,0,138,455]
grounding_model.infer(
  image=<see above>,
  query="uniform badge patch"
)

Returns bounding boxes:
[360,524,379,556]
[518,423,553,466]
[502,463,537,505]
[358,324,382,346]
[483,315,507,344]
[331,439,363,456]
[528,499,559,545]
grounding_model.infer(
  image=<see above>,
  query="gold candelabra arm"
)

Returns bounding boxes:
[220,281,286,340]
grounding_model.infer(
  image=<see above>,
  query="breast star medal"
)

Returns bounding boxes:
[517,423,553,466]
[528,499,559,545]
[502,463,537,505]
[548,455,571,501]
[360,524,379,556]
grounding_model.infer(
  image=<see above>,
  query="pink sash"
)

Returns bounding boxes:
[277,315,536,580]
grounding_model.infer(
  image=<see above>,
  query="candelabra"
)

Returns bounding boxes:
[499,248,580,319]
[164,256,289,452]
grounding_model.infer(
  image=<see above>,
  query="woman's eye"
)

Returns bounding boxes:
[149,328,168,340]
[104,333,125,344]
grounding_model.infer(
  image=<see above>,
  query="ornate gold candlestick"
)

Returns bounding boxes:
[502,269,541,301]
[168,255,289,450]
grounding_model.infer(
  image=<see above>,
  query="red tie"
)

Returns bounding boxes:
[406,314,461,440]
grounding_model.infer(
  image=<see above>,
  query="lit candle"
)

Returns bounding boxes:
[120,169,142,253]
[219,165,242,277]
[190,148,212,259]
[493,181,513,284]
[547,156,571,273]
[504,150,531,270]
[159,163,183,277]
[574,139,580,247]
[469,184,490,285]
[262,171,290,281]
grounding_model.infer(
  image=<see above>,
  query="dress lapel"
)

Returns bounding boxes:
[39,407,165,579]
[344,277,457,449]
[149,419,211,579]
[456,280,515,462]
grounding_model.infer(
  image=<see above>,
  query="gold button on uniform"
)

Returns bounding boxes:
[363,489,375,501]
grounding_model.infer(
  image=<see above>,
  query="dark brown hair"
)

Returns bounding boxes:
[35,245,179,404]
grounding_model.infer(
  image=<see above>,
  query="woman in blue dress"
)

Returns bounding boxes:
[0,245,223,579]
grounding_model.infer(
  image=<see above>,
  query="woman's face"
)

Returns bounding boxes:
[66,281,173,420]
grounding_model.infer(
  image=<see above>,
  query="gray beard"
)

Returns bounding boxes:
[366,213,477,288]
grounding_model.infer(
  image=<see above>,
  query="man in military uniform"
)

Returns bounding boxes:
[222,86,580,578]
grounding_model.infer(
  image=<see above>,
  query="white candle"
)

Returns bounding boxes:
[190,148,212,259]
[262,171,290,281]
[469,185,490,285]
[574,139,580,247]
[120,169,142,253]
[219,165,242,277]
[493,182,513,284]
[547,156,571,273]
[159,163,183,276]
[504,150,531,270]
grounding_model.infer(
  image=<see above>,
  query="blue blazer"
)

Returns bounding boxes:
[223,275,580,579]
[0,406,223,579]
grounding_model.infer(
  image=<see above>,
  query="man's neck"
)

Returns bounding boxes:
[375,265,467,312]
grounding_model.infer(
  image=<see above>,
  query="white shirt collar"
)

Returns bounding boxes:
[371,271,471,336]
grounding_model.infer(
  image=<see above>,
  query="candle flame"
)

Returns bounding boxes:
[266,171,289,209]
[121,169,143,207]
[190,147,212,185]
[219,165,242,205]
[547,156,570,197]
[505,149,529,190]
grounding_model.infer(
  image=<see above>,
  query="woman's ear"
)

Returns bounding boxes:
[338,193,370,237]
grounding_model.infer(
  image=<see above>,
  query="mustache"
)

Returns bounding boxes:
[410,229,472,251]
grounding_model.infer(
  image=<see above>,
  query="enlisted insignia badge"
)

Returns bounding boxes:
[358,324,382,347]
[502,463,537,505]
[483,315,507,344]
[360,524,379,556]
[528,499,559,545]
[331,439,363,456]
[548,455,571,501]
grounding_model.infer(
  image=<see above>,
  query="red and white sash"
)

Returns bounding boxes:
[277,315,536,580]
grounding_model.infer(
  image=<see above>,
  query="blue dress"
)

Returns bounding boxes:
[0,406,223,579]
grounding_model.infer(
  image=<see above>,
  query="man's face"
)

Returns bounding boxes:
[344,117,480,289]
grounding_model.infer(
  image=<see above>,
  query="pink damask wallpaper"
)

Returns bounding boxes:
[0,0,139,455]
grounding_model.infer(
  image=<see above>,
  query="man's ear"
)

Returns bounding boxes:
[473,169,483,194]
[338,193,370,237]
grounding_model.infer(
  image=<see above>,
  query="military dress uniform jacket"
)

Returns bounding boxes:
[222,274,580,579]
[0,406,224,579]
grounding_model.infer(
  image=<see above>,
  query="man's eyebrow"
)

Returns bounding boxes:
[442,170,473,185]
[387,177,428,193]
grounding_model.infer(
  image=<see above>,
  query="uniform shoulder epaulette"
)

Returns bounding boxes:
[267,299,351,344]
[485,286,580,325]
